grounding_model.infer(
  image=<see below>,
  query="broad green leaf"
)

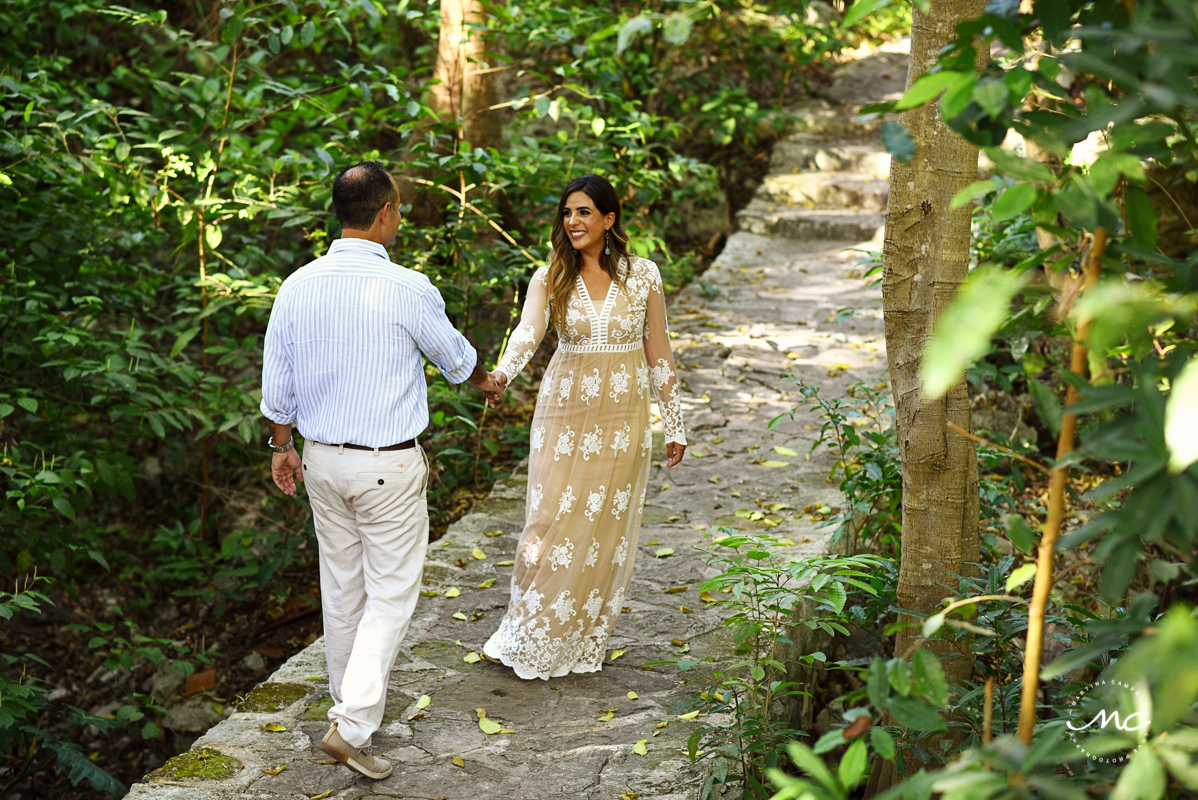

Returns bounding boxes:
[871,726,896,760]
[115,142,131,162]
[894,71,964,111]
[53,495,77,520]
[17,397,37,413]
[950,179,1000,210]
[478,716,502,734]
[972,78,1008,118]
[171,326,201,359]
[416,695,431,710]
[1166,356,1198,474]
[299,20,316,46]
[842,0,896,28]
[204,224,222,251]
[886,658,911,696]
[591,117,606,136]
[838,739,868,789]
[983,147,1055,182]
[0,173,12,185]
[881,121,915,165]
[1005,563,1037,591]
[887,694,946,732]
[1124,185,1159,250]
[912,648,949,707]
[1028,378,1062,437]
[921,266,1027,400]
[1004,514,1037,555]
[991,183,1037,222]
[867,657,888,710]
[0,403,13,418]
[1111,746,1166,800]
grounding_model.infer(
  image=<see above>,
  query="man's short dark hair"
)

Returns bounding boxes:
[332,161,397,230]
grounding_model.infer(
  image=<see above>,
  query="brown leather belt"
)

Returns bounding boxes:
[323,439,417,452]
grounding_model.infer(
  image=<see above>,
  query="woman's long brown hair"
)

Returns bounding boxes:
[546,174,631,327]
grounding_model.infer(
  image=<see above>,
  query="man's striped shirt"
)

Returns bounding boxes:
[260,238,476,447]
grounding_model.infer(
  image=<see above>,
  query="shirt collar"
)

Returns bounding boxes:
[327,238,390,261]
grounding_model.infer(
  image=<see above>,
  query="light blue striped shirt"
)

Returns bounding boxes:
[260,238,477,447]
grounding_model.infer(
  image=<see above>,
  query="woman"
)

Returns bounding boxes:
[481,174,687,680]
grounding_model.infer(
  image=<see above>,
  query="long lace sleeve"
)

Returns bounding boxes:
[495,266,551,384]
[642,264,686,446]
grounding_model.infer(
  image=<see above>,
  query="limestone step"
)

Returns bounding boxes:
[759,172,889,213]
[778,101,879,138]
[771,136,892,177]
[736,202,885,242]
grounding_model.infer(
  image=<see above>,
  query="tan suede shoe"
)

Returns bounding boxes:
[318,722,393,780]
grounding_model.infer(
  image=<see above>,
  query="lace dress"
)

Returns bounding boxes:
[482,257,686,680]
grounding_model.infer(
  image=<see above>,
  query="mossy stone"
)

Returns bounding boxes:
[146,748,241,782]
[237,682,312,713]
[302,695,334,720]
[412,641,486,672]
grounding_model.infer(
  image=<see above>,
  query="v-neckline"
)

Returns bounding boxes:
[576,273,616,321]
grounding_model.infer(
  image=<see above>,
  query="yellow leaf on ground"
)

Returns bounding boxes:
[499,728,516,734]
[479,716,502,734]
[646,540,659,545]
[680,606,692,613]
[671,639,687,647]
[655,548,675,558]
[665,586,687,594]
[475,708,487,718]
[416,695,431,710]
[259,723,286,732]
[776,538,796,546]
[633,739,648,756]
[699,591,716,602]
[308,792,332,800]
[610,649,626,661]
[760,460,790,468]
[463,652,481,664]
[627,691,639,700]
[773,446,799,457]
[730,490,742,497]
[478,578,496,589]
[667,515,681,522]
[262,763,286,775]
[762,519,779,527]
[452,756,465,768]
[691,524,708,530]
[678,710,700,719]
[656,721,669,729]
[452,612,468,620]
[659,484,670,492]
[599,710,615,722]
[708,476,719,483]
[445,586,461,598]
[496,560,515,566]
[485,530,504,537]
[472,547,487,560]
[713,438,723,444]
[420,590,439,597]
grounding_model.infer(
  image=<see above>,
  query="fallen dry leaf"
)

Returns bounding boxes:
[713,437,723,443]
[708,476,719,484]
[463,652,481,664]
[609,649,626,661]
[184,669,216,695]
[699,591,716,602]
[773,446,799,457]
[259,723,286,732]
[760,460,790,468]
[420,590,439,597]
[417,695,431,710]
[660,484,670,492]
[262,764,286,775]
[407,713,425,722]
[667,515,681,522]
[776,538,796,546]
[670,638,687,647]
[479,716,502,735]
[485,530,504,537]
[599,710,615,722]
[656,721,669,729]
[496,560,515,566]
[680,606,692,613]
[452,756,465,768]
[646,540,659,546]
[445,587,461,598]
[308,792,332,800]
[452,612,468,620]
[478,578,496,589]
[665,586,687,594]
[627,691,639,700]
[678,710,701,720]
[633,739,648,756]
[844,714,873,739]
[655,548,675,558]
[472,547,487,560]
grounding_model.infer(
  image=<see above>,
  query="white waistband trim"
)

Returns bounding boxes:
[557,342,644,354]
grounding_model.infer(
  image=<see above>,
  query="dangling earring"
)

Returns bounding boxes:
[604,230,611,256]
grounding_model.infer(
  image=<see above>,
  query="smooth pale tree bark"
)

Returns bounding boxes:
[866,3,987,791]
[430,0,503,152]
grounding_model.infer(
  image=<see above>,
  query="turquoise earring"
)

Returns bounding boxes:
[604,230,610,256]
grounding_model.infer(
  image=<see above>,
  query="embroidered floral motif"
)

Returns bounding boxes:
[553,426,576,461]
[539,375,554,401]
[637,487,647,514]
[579,369,602,405]
[611,483,632,520]
[641,424,653,456]
[524,584,545,614]
[510,580,523,606]
[610,422,631,454]
[557,369,574,406]
[608,364,631,401]
[584,485,607,521]
[549,539,575,571]
[530,425,546,452]
[584,538,600,569]
[529,483,544,513]
[605,587,626,615]
[556,486,577,520]
[523,536,542,567]
[579,426,604,461]
[549,591,576,624]
[583,589,604,621]
[612,536,629,566]
[636,365,649,397]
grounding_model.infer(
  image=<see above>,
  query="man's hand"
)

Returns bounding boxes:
[665,442,687,468]
[471,370,507,409]
[272,449,304,496]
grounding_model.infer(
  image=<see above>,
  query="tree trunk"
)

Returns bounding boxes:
[430,0,503,152]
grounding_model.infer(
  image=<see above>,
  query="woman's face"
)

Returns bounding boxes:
[562,191,615,255]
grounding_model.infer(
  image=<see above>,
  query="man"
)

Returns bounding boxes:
[260,161,497,780]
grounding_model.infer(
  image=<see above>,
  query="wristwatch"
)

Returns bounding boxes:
[267,436,295,454]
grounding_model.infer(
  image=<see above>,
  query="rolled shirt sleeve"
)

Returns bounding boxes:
[260,291,298,425]
[416,282,478,384]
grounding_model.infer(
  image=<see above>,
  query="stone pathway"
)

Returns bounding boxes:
[127,40,907,800]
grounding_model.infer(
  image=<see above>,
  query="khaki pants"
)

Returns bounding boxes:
[302,441,429,748]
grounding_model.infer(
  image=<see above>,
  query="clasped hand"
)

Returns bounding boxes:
[469,371,507,409]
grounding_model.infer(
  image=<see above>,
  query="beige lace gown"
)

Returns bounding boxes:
[482,257,687,680]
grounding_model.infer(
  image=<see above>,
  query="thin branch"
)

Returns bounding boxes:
[947,421,1052,476]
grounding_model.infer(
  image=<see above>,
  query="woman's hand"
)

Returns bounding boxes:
[484,371,508,409]
[665,442,686,467]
